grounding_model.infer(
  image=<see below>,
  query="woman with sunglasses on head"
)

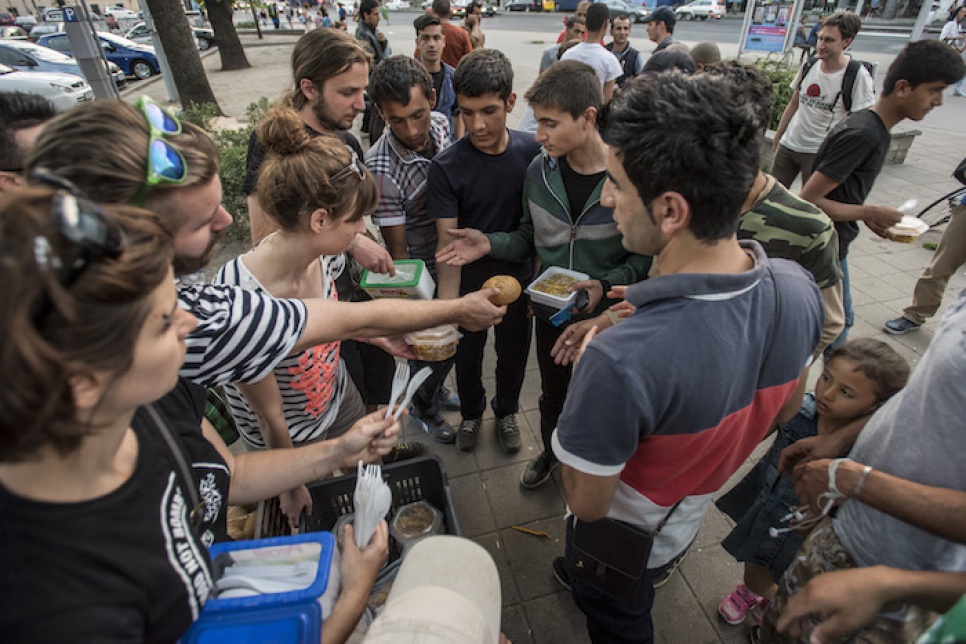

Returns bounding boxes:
[213,104,403,526]
[24,98,505,392]
[0,187,399,642]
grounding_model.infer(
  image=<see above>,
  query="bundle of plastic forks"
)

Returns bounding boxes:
[352,461,392,549]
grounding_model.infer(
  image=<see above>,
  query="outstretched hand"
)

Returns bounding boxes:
[435,228,490,266]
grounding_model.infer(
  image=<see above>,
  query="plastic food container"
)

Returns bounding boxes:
[526,266,590,309]
[884,216,928,243]
[361,259,435,299]
[405,325,459,361]
[389,500,443,550]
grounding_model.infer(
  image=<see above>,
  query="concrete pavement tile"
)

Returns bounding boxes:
[499,517,567,602]
[502,604,534,644]
[653,563,727,643]
[472,531,522,606]
[678,545,753,642]
[452,473,498,537]
[886,325,936,355]
[692,505,736,550]
[849,276,912,303]
[482,462,565,528]
[849,285,877,307]
[849,254,904,276]
[418,432,486,479]
[524,591,591,644]
[474,413,544,471]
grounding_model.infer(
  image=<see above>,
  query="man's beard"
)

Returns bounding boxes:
[313,97,351,132]
[173,228,227,277]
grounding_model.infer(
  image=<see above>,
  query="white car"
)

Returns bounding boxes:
[0,63,94,110]
[675,0,725,20]
[104,7,139,20]
[385,0,411,9]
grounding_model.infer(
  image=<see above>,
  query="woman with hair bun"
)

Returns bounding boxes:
[0,187,399,641]
[214,104,407,527]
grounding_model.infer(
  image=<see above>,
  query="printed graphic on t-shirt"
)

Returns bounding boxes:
[289,341,341,417]
[160,474,214,620]
[802,82,835,109]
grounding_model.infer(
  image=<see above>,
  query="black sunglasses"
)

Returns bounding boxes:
[29,172,125,323]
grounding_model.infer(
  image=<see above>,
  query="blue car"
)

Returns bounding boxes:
[38,31,159,80]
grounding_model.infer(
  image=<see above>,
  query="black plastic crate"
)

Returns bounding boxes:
[301,455,460,537]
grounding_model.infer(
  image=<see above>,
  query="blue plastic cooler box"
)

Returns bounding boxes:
[181,531,335,644]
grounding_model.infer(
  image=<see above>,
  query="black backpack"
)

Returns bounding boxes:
[797,56,874,113]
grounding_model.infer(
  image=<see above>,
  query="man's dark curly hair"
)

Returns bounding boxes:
[703,61,773,132]
[598,72,760,241]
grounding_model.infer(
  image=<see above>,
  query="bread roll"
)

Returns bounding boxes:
[482,275,522,305]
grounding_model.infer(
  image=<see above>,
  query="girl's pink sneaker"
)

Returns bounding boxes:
[718,583,765,626]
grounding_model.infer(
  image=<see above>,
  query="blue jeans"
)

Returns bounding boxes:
[565,517,681,644]
[826,257,853,357]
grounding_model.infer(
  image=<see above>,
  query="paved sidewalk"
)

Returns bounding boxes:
[143,27,965,643]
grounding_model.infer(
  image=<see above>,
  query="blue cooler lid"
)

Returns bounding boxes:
[181,602,322,644]
[203,531,334,613]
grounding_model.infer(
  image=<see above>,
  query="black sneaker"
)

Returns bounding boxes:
[520,450,557,488]
[382,442,426,464]
[457,417,481,452]
[552,556,572,592]
[496,414,522,454]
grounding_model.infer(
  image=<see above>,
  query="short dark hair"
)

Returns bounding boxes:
[611,12,631,26]
[827,338,909,403]
[414,12,441,32]
[432,0,452,17]
[703,61,773,131]
[454,48,513,101]
[820,10,861,41]
[360,0,380,15]
[565,15,585,30]
[368,55,435,110]
[598,73,760,241]
[585,2,608,31]
[471,0,483,11]
[0,92,57,172]
[882,39,966,95]
[525,60,601,118]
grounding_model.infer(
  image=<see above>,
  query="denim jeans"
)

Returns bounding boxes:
[565,517,681,644]
[826,257,853,358]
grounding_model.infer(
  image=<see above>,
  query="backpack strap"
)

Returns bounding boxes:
[841,59,861,113]
[796,56,817,93]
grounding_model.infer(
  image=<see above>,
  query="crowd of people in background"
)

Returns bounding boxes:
[1,2,966,643]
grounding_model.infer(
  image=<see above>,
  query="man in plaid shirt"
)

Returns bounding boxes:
[365,55,459,443]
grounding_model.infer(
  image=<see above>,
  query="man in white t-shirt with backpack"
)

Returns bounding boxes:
[772,11,874,188]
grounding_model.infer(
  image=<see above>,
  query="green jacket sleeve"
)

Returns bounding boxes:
[486,194,536,262]
[603,252,653,287]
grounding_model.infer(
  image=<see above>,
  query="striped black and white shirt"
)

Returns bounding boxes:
[177,280,307,388]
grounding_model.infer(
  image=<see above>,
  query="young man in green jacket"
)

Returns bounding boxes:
[436,60,651,488]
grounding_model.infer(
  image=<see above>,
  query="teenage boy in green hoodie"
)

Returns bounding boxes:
[436,60,651,488]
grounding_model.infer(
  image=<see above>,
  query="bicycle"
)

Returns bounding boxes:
[917,186,966,228]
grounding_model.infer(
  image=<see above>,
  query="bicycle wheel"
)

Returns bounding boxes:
[917,187,966,228]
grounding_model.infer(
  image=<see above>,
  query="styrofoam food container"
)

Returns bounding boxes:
[525,266,590,309]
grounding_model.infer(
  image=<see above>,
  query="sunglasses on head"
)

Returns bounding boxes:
[130,96,188,207]
[28,175,126,324]
[331,150,365,183]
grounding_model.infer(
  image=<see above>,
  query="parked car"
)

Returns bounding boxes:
[125,21,216,51]
[0,63,93,110]
[0,12,14,26]
[104,7,139,20]
[506,0,542,10]
[384,0,412,9]
[597,0,648,22]
[0,38,126,87]
[39,31,159,80]
[674,0,724,20]
[14,15,38,28]
[0,26,29,39]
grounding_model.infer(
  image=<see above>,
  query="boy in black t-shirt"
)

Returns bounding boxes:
[799,40,965,353]
[430,49,540,454]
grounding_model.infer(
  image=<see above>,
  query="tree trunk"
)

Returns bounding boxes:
[144,0,223,113]
[206,0,252,70]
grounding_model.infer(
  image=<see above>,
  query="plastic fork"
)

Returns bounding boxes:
[385,359,410,420]
[391,366,433,422]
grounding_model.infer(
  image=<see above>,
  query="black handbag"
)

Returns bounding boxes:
[568,502,681,607]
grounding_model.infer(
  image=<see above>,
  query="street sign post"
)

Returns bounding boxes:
[738,0,805,55]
